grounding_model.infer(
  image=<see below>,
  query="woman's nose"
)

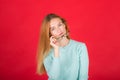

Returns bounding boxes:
[56,27,61,33]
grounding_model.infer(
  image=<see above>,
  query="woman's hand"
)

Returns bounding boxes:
[50,36,59,49]
[50,36,59,57]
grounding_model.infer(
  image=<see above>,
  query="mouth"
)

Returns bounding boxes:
[59,32,63,35]
[59,32,64,37]
[56,33,66,40]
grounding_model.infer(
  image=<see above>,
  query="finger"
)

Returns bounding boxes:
[50,36,54,42]
[50,36,57,43]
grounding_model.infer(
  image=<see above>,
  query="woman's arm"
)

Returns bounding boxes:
[43,49,60,80]
[78,43,89,80]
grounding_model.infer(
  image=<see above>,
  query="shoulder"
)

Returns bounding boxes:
[44,49,54,62]
[70,39,87,48]
[70,39,87,53]
[70,39,88,57]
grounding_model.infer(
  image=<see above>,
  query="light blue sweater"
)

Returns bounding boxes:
[43,39,89,80]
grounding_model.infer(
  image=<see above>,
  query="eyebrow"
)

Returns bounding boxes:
[50,22,62,28]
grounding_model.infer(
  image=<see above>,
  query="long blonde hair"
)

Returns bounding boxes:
[36,13,70,74]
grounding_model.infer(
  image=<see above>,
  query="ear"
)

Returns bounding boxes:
[63,23,66,27]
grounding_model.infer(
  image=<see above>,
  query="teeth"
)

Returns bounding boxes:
[56,33,68,41]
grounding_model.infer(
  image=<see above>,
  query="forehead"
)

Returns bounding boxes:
[50,18,62,27]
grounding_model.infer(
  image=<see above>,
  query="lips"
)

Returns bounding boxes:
[59,32,63,35]
[58,32,64,37]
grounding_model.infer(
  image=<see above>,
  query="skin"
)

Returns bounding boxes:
[49,18,70,57]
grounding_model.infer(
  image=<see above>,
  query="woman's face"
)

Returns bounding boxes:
[49,18,66,38]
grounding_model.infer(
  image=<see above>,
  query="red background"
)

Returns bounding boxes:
[0,0,120,80]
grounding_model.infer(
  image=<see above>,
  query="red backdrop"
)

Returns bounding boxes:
[0,0,120,80]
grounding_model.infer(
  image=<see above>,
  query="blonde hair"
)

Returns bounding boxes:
[36,13,70,74]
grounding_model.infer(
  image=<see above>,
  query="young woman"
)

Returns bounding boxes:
[37,13,89,80]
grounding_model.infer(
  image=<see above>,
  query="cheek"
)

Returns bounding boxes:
[50,31,57,36]
[61,26,66,32]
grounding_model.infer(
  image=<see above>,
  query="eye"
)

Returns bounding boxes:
[50,27,54,31]
[58,23,63,27]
